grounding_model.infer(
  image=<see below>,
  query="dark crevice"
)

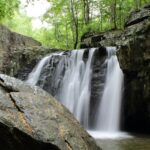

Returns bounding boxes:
[0,81,19,93]
[9,93,23,113]
[0,77,4,83]
[65,140,72,150]
[125,16,150,27]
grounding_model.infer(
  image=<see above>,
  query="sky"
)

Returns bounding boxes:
[20,0,50,28]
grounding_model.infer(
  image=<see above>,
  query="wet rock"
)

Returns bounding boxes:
[117,4,150,133]
[80,4,150,133]
[0,74,100,150]
[9,46,63,80]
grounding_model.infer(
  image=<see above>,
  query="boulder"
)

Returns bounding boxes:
[0,74,100,150]
[80,29,122,48]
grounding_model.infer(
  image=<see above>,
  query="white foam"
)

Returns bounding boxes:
[88,130,132,139]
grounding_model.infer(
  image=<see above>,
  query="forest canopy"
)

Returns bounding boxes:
[0,0,19,21]
[2,0,149,49]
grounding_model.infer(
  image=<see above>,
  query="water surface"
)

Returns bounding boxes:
[96,135,150,150]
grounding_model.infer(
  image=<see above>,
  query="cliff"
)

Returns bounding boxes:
[0,25,61,80]
[81,4,150,133]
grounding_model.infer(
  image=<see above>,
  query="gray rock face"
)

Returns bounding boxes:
[80,30,122,48]
[0,74,100,150]
[0,25,62,79]
[124,6,150,27]
[117,4,150,133]
[81,4,150,133]
[0,24,41,74]
[12,46,63,80]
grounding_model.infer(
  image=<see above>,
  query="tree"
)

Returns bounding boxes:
[3,0,149,49]
[0,0,19,21]
[70,0,79,49]
[110,0,117,29]
[82,0,90,25]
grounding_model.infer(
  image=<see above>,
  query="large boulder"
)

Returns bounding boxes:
[0,74,100,150]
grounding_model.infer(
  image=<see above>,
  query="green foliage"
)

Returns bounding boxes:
[3,12,33,36]
[2,0,149,50]
[0,0,19,21]
[41,0,149,49]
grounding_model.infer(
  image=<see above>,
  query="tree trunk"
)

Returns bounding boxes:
[110,0,117,29]
[83,0,90,25]
[70,0,78,49]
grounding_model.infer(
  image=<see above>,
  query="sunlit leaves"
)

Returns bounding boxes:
[0,0,19,21]
[2,0,149,50]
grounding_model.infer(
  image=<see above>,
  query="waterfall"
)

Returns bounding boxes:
[95,47,123,132]
[57,49,95,128]
[26,47,124,138]
[27,55,51,85]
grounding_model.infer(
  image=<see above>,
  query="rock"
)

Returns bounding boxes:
[8,46,63,80]
[0,24,41,74]
[80,4,150,133]
[117,4,150,133]
[0,25,62,80]
[80,30,122,48]
[124,8,150,27]
[0,74,100,150]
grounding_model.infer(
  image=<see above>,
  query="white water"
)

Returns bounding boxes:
[90,47,124,138]
[58,49,95,128]
[26,55,51,85]
[88,131,131,139]
[26,47,126,138]
[96,47,123,131]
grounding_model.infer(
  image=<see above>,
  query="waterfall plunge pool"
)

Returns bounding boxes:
[96,135,150,150]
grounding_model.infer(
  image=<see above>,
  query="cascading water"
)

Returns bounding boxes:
[27,48,95,128]
[26,47,125,138]
[88,47,125,139]
[95,47,123,132]
[27,55,51,85]
[57,49,95,128]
